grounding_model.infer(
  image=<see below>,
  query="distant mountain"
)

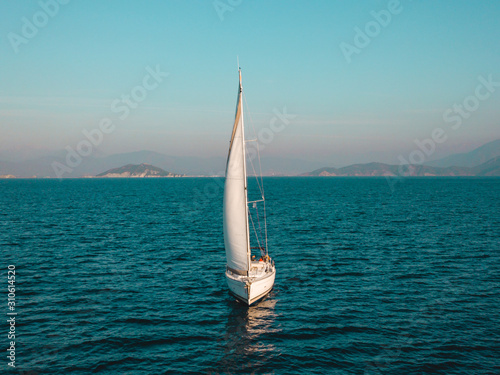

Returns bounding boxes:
[473,156,500,176]
[301,140,500,177]
[91,150,222,176]
[96,163,183,178]
[426,139,500,168]
[301,162,476,177]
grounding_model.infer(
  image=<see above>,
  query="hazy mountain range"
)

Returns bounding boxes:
[301,157,500,177]
[0,139,498,178]
[425,139,500,168]
[302,139,500,176]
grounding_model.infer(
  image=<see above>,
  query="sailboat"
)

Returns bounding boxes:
[223,68,276,305]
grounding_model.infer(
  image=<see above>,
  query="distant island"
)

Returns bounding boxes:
[96,163,184,178]
[301,157,500,177]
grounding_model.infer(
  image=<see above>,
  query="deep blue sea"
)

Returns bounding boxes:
[1,177,499,374]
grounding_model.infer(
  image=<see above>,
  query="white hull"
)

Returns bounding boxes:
[226,262,276,305]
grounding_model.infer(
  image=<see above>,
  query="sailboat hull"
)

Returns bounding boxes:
[226,266,276,305]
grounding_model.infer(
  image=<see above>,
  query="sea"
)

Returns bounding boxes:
[1,177,499,374]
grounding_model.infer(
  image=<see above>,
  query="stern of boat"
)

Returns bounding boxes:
[248,263,276,305]
[225,262,276,305]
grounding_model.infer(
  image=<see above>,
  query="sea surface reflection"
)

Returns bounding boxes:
[213,295,279,373]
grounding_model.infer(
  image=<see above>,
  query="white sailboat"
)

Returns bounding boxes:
[223,68,276,305]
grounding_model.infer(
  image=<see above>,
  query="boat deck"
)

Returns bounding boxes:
[226,261,274,283]
[249,261,271,278]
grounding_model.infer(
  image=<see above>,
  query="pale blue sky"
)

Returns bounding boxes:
[1,0,499,165]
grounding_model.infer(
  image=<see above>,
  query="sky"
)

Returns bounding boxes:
[1,0,499,166]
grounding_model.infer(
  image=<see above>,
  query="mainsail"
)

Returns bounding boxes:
[223,70,250,276]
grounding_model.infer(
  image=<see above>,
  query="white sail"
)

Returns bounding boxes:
[223,70,249,276]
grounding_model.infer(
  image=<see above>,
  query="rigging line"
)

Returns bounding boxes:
[242,95,265,212]
[242,93,268,255]
[252,134,267,254]
[245,142,263,198]
[248,209,263,254]
[242,89,268,255]
[243,92,264,197]
[243,92,264,195]
[263,188,268,255]
[255,133,265,201]
[256,201,264,250]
